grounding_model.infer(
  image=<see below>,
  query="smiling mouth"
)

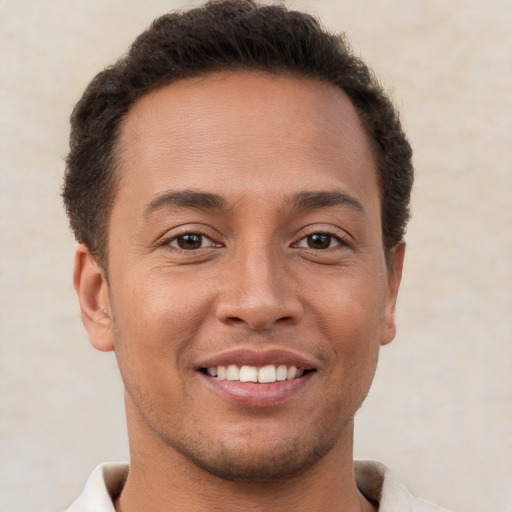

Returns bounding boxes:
[200,364,315,383]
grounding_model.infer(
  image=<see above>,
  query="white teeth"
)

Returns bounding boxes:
[226,364,239,380]
[217,366,226,380]
[239,365,258,382]
[276,365,288,381]
[287,366,297,380]
[258,364,276,383]
[206,364,307,383]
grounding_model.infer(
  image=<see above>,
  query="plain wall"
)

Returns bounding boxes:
[1,1,511,511]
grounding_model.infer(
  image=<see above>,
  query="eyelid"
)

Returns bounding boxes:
[157,224,224,250]
[168,233,219,250]
[291,225,352,249]
[295,233,346,249]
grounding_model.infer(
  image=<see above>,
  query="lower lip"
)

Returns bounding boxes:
[198,372,314,407]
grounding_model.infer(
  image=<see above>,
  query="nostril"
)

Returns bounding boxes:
[225,313,299,330]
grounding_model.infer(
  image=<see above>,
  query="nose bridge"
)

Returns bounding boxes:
[216,236,302,330]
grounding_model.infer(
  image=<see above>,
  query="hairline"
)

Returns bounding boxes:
[98,69,393,272]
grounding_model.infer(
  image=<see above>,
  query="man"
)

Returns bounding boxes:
[63,1,446,510]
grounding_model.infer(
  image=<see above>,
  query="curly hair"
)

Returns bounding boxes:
[63,0,413,267]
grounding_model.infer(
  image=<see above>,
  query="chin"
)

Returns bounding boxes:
[162,424,343,483]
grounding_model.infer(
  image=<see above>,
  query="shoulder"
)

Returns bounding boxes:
[355,460,451,512]
[63,462,129,512]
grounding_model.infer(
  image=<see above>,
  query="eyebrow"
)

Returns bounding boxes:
[144,189,226,217]
[143,188,364,218]
[290,190,364,214]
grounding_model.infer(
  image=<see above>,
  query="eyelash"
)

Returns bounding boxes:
[162,230,348,252]
[293,232,347,250]
[165,232,221,251]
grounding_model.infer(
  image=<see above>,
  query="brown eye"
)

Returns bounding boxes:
[307,234,332,249]
[170,233,208,250]
[297,233,342,250]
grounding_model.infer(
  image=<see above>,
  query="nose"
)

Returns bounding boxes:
[215,244,304,331]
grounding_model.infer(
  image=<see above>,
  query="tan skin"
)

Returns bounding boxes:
[74,71,404,511]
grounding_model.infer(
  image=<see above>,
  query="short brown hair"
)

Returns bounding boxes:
[63,0,413,267]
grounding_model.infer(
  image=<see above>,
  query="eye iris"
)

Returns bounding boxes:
[177,234,202,250]
[308,234,331,249]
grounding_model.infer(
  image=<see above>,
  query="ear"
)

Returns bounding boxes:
[73,244,114,352]
[380,242,406,346]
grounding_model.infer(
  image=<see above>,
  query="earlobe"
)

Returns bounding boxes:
[380,242,406,346]
[73,244,114,352]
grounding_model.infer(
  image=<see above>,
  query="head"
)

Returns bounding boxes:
[66,0,412,485]
[63,0,412,271]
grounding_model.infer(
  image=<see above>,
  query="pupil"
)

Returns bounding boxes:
[178,234,202,249]
[308,234,331,249]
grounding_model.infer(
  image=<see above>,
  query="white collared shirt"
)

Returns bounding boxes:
[64,460,449,511]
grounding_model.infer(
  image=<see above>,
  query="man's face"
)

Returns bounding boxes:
[83,71,403,481]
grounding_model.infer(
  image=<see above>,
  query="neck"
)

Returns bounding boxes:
[116,400,377,512]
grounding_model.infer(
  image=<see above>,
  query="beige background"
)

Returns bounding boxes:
[1,1,511,511]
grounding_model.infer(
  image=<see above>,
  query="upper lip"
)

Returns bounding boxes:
[197,347,318,370]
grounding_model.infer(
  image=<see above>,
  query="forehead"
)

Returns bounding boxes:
[115,71,378,212]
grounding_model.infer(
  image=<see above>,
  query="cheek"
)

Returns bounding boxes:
[109,268,222,399]
[319,307,382,376]
[113,267,212,338]
[319,309,381,418]
[314,268,387,338]
[310,271,386,380]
